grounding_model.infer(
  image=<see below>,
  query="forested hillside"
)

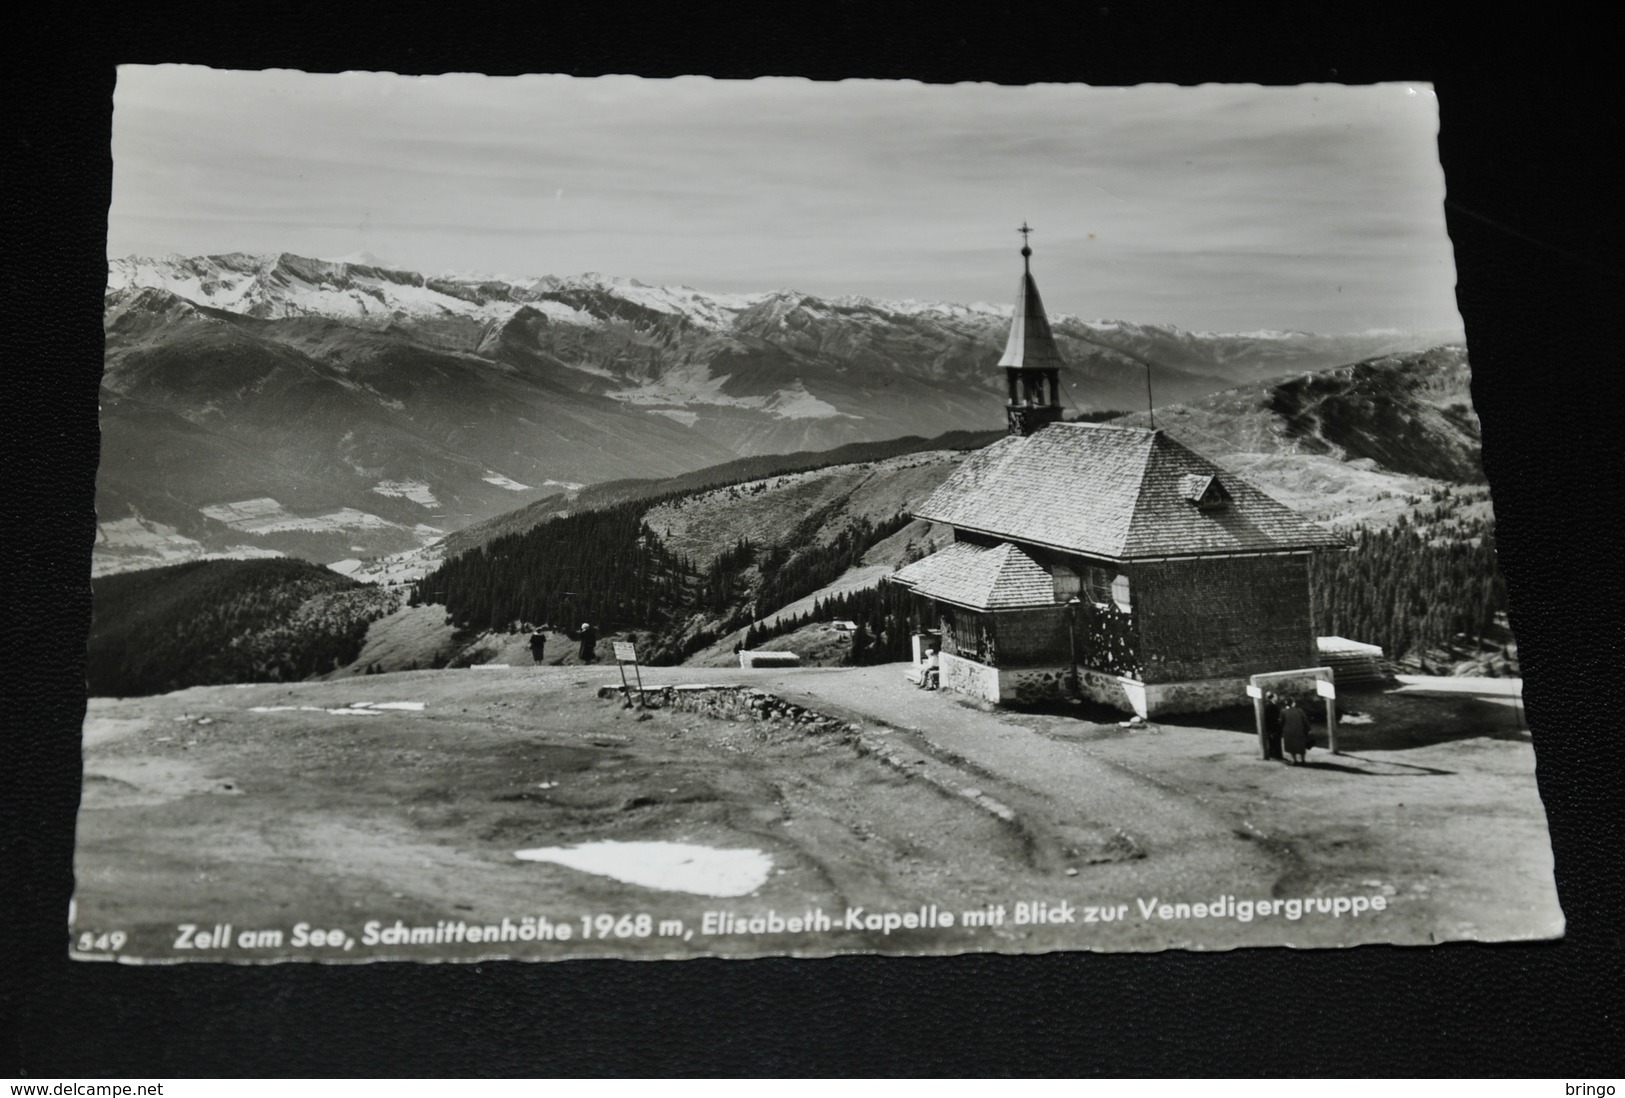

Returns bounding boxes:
[1312,489,1514,674]
[412,472,920,665]
[743,582,919,666]
[88,559,402,696]
[411,496,691,640]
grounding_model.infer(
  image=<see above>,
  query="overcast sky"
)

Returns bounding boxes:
[109,67,1464,335]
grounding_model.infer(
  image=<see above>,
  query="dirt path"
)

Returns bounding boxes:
[709,663,1561,947]
[764,667,1289,904]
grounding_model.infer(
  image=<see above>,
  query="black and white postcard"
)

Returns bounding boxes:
[76,67,1563,963]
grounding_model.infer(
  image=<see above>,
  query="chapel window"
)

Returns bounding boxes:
[1086,565,1132,613]
[1051,563,1081,603]
[1111,573,1133,612]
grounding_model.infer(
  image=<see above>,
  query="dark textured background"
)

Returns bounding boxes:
[6,1,1621,1077]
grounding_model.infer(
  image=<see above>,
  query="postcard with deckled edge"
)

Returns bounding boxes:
[75,68,1561,963]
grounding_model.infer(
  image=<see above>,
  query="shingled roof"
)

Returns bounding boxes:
[913,422,1347,560]
[892,541,1055,611]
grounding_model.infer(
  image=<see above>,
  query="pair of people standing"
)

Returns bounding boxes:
[1264,692,1313,765]
[526,623,598,663]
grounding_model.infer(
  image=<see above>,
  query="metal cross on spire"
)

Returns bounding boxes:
[1018,221,1033,269]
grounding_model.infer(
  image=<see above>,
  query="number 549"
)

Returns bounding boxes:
[77,930,127,952]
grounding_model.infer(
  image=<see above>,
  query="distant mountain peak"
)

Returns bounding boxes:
[320,250,399,268]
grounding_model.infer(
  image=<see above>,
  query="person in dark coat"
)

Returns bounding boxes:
[528,630,547,664]
[577,622,598,663]
[1263,691,1284,760]
[1280,696,1312,765]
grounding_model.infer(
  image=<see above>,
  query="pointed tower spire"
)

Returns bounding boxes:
[999,225,1066,436]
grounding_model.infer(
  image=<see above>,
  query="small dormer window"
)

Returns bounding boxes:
[1180,473,1232,511]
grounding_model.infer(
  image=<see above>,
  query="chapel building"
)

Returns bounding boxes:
[891,239,1347,716]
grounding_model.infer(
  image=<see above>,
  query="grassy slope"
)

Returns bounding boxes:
[436,429,1002,560]
[644,451,964,567]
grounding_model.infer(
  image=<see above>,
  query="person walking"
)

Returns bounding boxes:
[528,629,547,664]
[577,622,598,664]
[1280,695,1312,765]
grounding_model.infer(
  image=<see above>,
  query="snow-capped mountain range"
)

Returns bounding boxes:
[96,251,1463,575]
[106,252,1021,330]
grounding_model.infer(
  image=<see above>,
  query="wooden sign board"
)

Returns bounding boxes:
[1316,678,1337,699]
[1245,683,1264,699]
[611,640,646,709]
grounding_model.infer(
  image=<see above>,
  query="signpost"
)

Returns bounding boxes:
[1247,667,1339,759]
[613,640,646,709]
[1316,676,1339,753]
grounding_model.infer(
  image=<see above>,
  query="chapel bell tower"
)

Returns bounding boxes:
[1000,223,1067,437]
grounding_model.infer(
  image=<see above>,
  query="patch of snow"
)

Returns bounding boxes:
[648,408,700,428]
[513,840,774,897]
[613,372,851,421]
[203,546,284,561]
[108,254,539,323]
[338,541,446,585]
[372,480,440,507]
[762,380,851,420]
[97,517,203,554]
[320,251,399,268]
[198,497,287,529]
[1180,327,1307,341]
[249,702,421,714]
[481,471,533,491]
[607,362,744,409]
[92,518,293,576]
[832,295,1010,320]
[527,299,600,326]
[550,274,775,330]
[200,498,409,535]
